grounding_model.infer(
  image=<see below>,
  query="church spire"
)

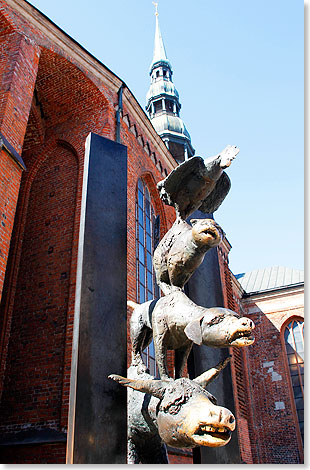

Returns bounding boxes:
[150,3,171,72]
[146,4,194,163]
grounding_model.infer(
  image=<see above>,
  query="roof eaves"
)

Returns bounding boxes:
[242,281,304,298]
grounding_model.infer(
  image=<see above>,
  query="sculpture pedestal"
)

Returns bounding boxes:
[66,133,127,464]
[186,210,241,465]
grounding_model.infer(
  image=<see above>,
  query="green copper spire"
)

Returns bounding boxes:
[150,4,171,72]
[146,4,194,163]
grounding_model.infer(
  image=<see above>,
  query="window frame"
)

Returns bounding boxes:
[280,316,304,455]
[154,100,162,113]
[135,178,159,376]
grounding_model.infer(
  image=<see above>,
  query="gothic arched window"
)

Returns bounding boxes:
[135,178,159,376]
[284,319,304,442]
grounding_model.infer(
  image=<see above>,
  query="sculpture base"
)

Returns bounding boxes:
[66,133,127,464]
[186,210,241,464]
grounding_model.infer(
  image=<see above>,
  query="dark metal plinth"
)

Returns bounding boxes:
[67,133,127,464]
[186,210,241,465]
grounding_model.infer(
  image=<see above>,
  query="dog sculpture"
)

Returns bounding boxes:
[109,357,235,464]
[129,290,255,379]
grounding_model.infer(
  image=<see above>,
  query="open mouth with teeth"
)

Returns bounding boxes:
[229,330,254,346]
[193,425,232,446]
[200,226,221,240]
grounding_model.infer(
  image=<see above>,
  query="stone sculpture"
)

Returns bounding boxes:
[129,290,254,379]
[109,358,235,464]
[153,217,224,295]
[109,145,254,463]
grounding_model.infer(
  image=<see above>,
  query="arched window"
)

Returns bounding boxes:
[284,319,304,442]
[0,145,78,428]
[136,178,159,376]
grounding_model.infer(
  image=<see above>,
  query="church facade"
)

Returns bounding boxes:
[0,0,303,464]
[219,236,304,464]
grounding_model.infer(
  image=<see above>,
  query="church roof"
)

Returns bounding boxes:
[146,80,179,103]
[235,266,304,294]
[150,114,191,140]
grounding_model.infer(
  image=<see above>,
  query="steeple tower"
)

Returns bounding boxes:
[146,5,194,163]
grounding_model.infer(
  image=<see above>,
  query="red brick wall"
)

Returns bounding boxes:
[0,26,40,151]
[0,16,40,303]
[0,144,77,434]
[0,442,66,464]
[217,244,254,464]
[0,151,22,301]
[0,3,182,464]
[0,14,41,401]
[0,2,257,464]
[240,295,304,463]
[219,241,304,464]
[125,149,175,365]
[0,37,115,408]
[124,113,175,304]
[168,450,193,464]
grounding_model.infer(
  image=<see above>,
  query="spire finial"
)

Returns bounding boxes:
[150,1,169,68]
[152,1,158,17]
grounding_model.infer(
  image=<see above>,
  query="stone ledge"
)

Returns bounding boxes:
[0,428,66,446]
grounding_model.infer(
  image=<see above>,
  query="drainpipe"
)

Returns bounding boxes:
[116,83,125,143]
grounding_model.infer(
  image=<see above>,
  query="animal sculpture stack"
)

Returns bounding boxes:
[109,145,255,464]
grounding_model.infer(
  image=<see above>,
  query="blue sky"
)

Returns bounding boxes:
[28,0,304,275]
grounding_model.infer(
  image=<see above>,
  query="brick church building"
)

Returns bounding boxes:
[0,0,304,464]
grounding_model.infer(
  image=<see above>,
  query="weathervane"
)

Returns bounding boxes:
[152,1,158,17]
